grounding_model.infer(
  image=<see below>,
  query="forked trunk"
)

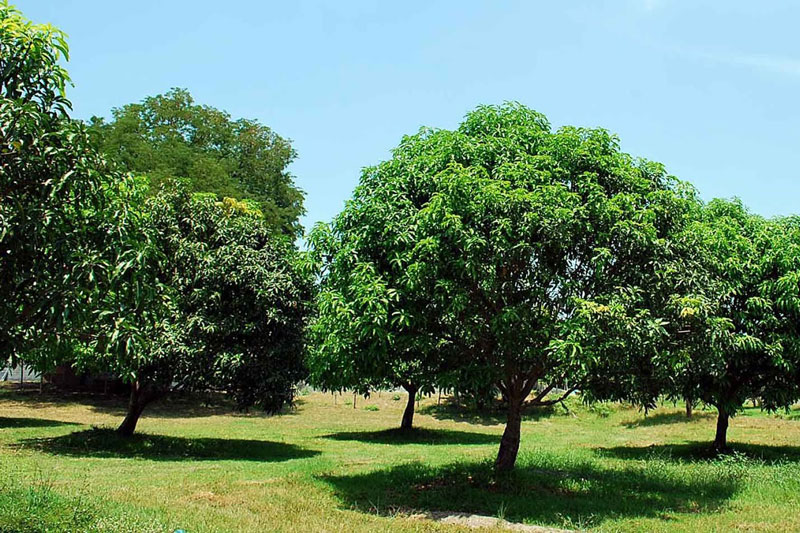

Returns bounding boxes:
[713,407,729,452]
[495,393,523,472]
[117,381,156,437]
[401,384,418,430]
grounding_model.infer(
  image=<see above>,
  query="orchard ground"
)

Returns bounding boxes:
[2,384,800,532]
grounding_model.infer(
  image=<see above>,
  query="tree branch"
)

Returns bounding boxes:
[529,382,555,404]
[526,386,578,407]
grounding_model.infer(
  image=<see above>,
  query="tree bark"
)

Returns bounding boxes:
[117,381,156,437]
[713,407,729,452]
[685,400,693,419]
[495,391,523,472]
[401,384,418,430]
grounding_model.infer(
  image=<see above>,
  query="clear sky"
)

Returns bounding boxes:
[21,1,800,232]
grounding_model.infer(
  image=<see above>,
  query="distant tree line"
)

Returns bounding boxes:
[3,3,800,472]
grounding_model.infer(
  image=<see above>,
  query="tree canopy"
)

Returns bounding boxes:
[307,201,453,430]
[7,0,800,474]
[2,3,312,436]
[588,199,800,450]
[309,103,696,470]
[89,88,305,237]
[80,187,313,435]
[0,2,151,362]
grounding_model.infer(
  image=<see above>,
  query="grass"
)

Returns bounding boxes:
[2,385,800,532]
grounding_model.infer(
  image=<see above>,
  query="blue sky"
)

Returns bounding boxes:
[22,1,800,232]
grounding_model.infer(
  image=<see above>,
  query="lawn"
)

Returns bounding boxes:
[2,385,800,532]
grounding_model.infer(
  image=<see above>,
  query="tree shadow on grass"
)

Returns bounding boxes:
[322,427,498,446]
[419,401,562,427]
[597,441,800,464]
[105,395,306,420]
[18,428,320,462]
[0,416,81,429]
[321,455,739,529]
[0,388,302,420]
[621,411,714,428]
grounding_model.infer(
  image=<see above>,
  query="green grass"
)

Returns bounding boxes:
[2,386,800,532]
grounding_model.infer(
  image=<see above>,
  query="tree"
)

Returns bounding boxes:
[307,201,453,430]
[1,2,151,362]
[2,4,311,435]
[88,88,305,237]
[79,187,312,436]
[594,200,800,452]
[311,103,692,469]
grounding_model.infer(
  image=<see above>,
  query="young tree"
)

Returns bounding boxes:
[311,103,692,469]
[88,88,305,237]
[79,188,313,436]
[1,2,150,362]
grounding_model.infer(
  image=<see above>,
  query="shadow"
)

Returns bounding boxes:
[0,416,81,429]
[0,387,301,420]
[597,441,800,464]
[419,400,562,427]
[321,455,739,528]
[322,428,498,446]
[622,411,714,428]
[18,428,320,462]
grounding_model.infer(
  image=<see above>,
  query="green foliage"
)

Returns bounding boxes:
[310,102,695,467]
[594,200,800,424]
[2,4,310,433]
[307,215,447,398]
[88,88,305,237]
[589,403,613,418]
[76,187,313,414]
[0,2,152,363]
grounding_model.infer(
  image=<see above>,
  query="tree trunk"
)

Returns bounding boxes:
[117,381,154,437]
[401,384,418,430]
[713,407,729,452]
[685,401,693,419]
[495,392,523,472]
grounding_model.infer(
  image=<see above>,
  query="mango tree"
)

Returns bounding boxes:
[590,200,800,451]
[311,103,692,469]
[85,188,313,436]
[1,3,151,362]
[307,191,455,430]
